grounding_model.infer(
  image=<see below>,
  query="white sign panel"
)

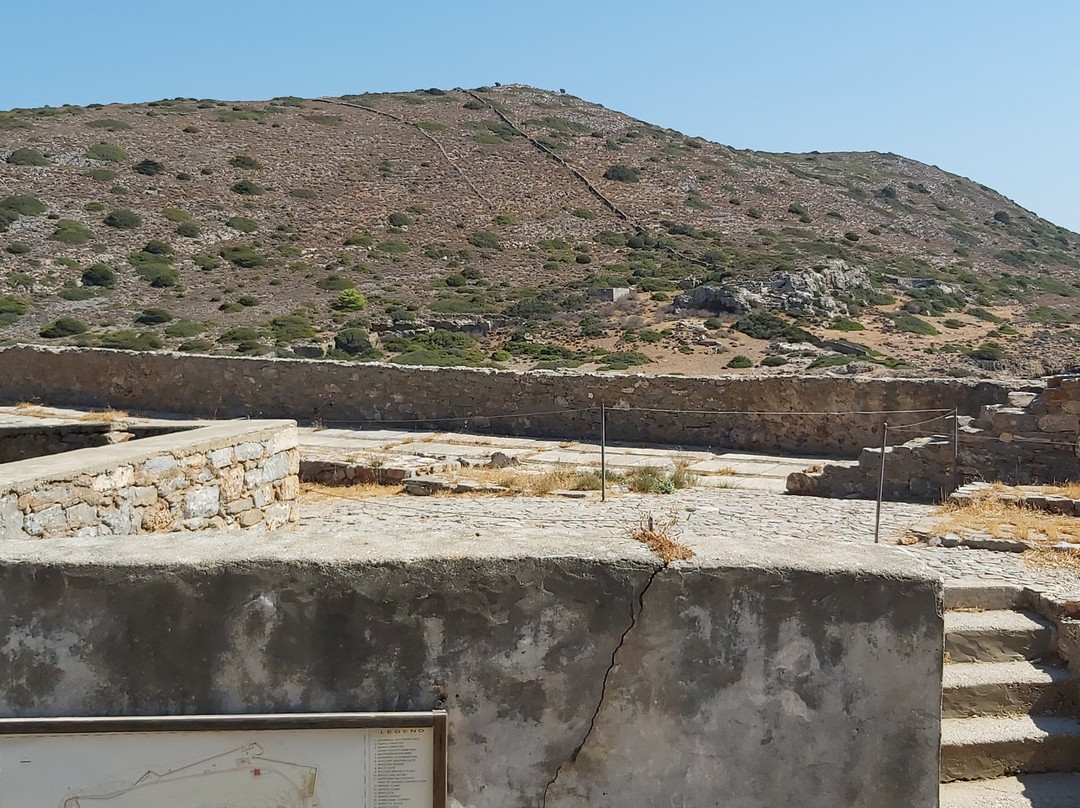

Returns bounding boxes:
[0,712,446,808]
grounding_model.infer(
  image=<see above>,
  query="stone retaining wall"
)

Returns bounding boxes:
[789,375,1080,500]
[0,345,1020,457]
[0,528,943,808]
[0,420,299,539]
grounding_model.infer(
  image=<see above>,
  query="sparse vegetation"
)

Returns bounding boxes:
[85,143,128,162]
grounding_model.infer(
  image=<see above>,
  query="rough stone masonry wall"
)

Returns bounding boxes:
[0,420,299,539]
[789,375,1080,501]
[0,345,1019,457]
[0,531,943,808]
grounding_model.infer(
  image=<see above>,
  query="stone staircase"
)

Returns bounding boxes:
[940,582,1080,807]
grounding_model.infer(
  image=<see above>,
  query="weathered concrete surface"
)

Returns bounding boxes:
[0,522,943,808]
[0,344,1018,456]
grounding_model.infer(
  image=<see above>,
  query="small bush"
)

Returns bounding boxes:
[176,221,200,238]
[192,253,221,270]
[84,201,105,212]
[604,164,639,182]
[132,159,165,176]
[388,211,412,227]
[231,179,264,196]
[6,148,49,166]
[100,330,163,350]
[86,168,116,181]
[760,355,788,367]
[40,317,88,338]
[727,355,752,368]
[332,289,368,311]
[104,208,142,229]
[50,220,94,245]
[135,307,174,325]
[226,216,259,233]
[85,143,128,162]
[830,317,865,331]
[165,320,203,338]
[177,338,214,352]
[468,230,500,249]
[970,342,1004,361]
[344,232,374,247]
[270,315,315,342]
[229,155,262,169]
[220,245,265,267]
[891,312,938,335]
[0,296,29,316]
[136,265,178,287]
[316,274,354,291]
[1,195,46,216]
[5,241,30,254]
[289,188,316,199]
[81,263,117,287]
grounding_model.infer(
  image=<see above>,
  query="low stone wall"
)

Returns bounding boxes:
[789,376,1080,501]
[0,344,1019,457]
[0,420,197,463]
[0,420,299,539]
[0,527,943,808]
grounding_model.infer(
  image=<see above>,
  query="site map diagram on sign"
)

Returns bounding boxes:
[0,724,436,808]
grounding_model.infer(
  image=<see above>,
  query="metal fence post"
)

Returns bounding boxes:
[874,422,888,544]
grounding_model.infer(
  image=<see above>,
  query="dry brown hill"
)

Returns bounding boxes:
[2,84,1078,377]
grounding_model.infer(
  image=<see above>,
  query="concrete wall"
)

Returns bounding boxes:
[0,420,299,539]
[0,529,943,807]
[0,344,1018,456]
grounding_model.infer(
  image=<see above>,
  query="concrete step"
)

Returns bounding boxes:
[946,581,1027,611]
[943,660,1080,719]
[946,611,1055,664]
[941,716,1080,782]
[941,773,1080,807]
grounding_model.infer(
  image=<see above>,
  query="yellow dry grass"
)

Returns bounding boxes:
[80,408,130,423]
[300,481,403,502]
[1042,481,1080,500]
[1023,545,1080,574]
[11,402,55,418]
[934,488,1080,544]
[628,511,694,563]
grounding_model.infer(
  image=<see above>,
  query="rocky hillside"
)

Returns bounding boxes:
[1,84,1078,377]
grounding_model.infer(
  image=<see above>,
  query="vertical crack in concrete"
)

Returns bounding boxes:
[540,563,665,807]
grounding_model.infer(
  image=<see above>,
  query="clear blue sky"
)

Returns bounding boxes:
[4,0,1078,231]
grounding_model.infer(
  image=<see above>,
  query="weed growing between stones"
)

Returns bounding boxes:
[628,511,694,563]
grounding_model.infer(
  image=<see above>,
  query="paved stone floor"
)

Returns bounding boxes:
[3,405,1076,598]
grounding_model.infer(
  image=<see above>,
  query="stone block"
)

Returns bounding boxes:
[233,442,265,462]
[0,494,27,541]
[220,466,245,501]
[157,471,188,497]
[226,497,254,515]
[286,449,300,476]
[71,485,107,508]
[183,517,208,530]
[120,486,159,507]
[65,502,98,529]
[1038,413,1079,433]
[24,505,66,536]
[207,447,234,468]
[19,485,76,513]
[253,485,274,508]
[264,502,292,529]
[246,453,289,488]
[143,455,179,477]
[238,508,264,527]
[264,428,299,455]
[139,502,173,532]
[277,474,300,501]
[184,486,220,519]
[100,503,136,535]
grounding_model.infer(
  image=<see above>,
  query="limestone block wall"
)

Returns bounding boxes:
[789,375,1080,501]
[0,345,1019,457]
[0,530,943,808]
[0,420,299,539]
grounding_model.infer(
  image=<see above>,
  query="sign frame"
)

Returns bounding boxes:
[0,710,448,808]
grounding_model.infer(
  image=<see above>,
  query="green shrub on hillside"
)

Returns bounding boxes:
[133,159,165,176]
[40,317,88,338]
[81,263,117,287]
[890,312,939,335]
[229,155,262,169]
[85,143,128,162]
[231,179,264,196]
[332,289,368,311]
[603,164,639,182]
[727,355,752,368]
[104,208,141,229]
[227,216,259,233]
[50,220,94,245]
[1,195,46,216]
[176,221,200,238]
[6,148,49,166]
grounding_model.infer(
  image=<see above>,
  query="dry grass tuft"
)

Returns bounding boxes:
[80,408,130,423]
[934,488,1080,544]
[1023,545,1080,574]
[1042,481,1080,500]
[300,481,403,502]
[628,511,694,563]
[11,402,55,419]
